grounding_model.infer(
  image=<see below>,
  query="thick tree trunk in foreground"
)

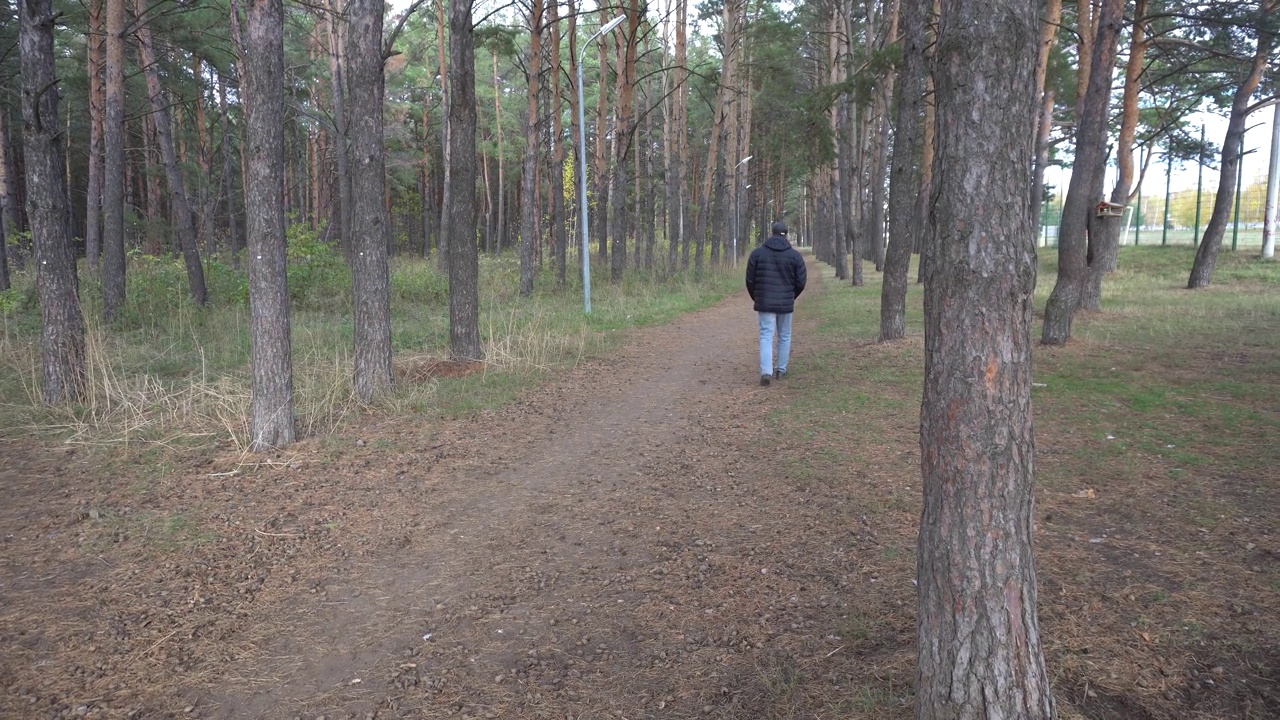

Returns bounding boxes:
[447,0,483,361]
[20,0,87,404]
[917,0,1055,717]
[242,0,295,449]
[348,0,394,400]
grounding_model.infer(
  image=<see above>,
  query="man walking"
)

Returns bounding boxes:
[745,220,807,386]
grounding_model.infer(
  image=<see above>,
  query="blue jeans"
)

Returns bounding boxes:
[758,312,793,376]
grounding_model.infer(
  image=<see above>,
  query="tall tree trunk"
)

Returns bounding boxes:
[610,0,640,281]
[519,0,543,294]
[218,74,243,263]
[141,113,165,256]
[1081,0,1148,311]
[0,104,18,254]
[640,68,656,270]
[828,7,850,280]
[241,0,295,449]
[694,24,731,275]
[492,51,505,255]
[664,0,688,273]
[84,0,104,271]
[193,57,216,255]
[422,104,434,257]
[348,0,393,400]
[867,0,898,273]
[915,0,939,284]
[328,0,352,259]
[435,0,450,265]
[0,106,14,289]
[880,0,927,342]
[481,143,494,253]
[102,0,127,320]
[1188,1,1273,289]
[720,0,742,268]
[135,0,208,304]
[592,8,611,266]
[1029,0,1062,222]
[675,0,689,269]
[1041,0,1123,344]
[548,0,568,285]
[917,0,1054,716]
[20,0,87,403]
[737,0,758,261]
[447,0,483,360]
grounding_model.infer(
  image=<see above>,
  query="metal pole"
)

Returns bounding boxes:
[1263,101,1279,259]
[1232,135,1243,252]
[575,15,625,314]
[1135,146,1143,246]
[1162,145,1172,246]
[1193,124,1204,247]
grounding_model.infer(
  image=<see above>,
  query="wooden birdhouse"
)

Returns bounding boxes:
[1095,201,1125,218]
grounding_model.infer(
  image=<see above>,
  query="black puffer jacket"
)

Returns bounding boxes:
[745,235,807,313]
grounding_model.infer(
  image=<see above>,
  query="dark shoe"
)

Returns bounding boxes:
[774,369,787,380]
[760,375,771,386]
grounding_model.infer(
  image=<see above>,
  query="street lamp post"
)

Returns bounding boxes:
[732,155,752,267]
[576,14,626,314]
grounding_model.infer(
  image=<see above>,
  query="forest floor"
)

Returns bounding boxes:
[2,256,1278,720]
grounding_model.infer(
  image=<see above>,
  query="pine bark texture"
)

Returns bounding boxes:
[20,0,88,404]
[1040,0,1123,344]
[917,0,1054,717]
[610,1,640,280]
[548,0,569,286]
[242,0,295,449]
[519,0,544,295]
[347,0,394,401]
[592,10,610,266]
[328,0,352,260]
[879,0,927,342]
[85,0,104,271]
[447,0,483,361]
[102,0,127,320]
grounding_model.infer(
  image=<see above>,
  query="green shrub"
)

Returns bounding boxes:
[391,259,448,305]
[286,220,350,309]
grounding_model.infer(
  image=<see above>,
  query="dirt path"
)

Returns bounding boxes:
[4,262,911,720]
[218,277,804,718]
